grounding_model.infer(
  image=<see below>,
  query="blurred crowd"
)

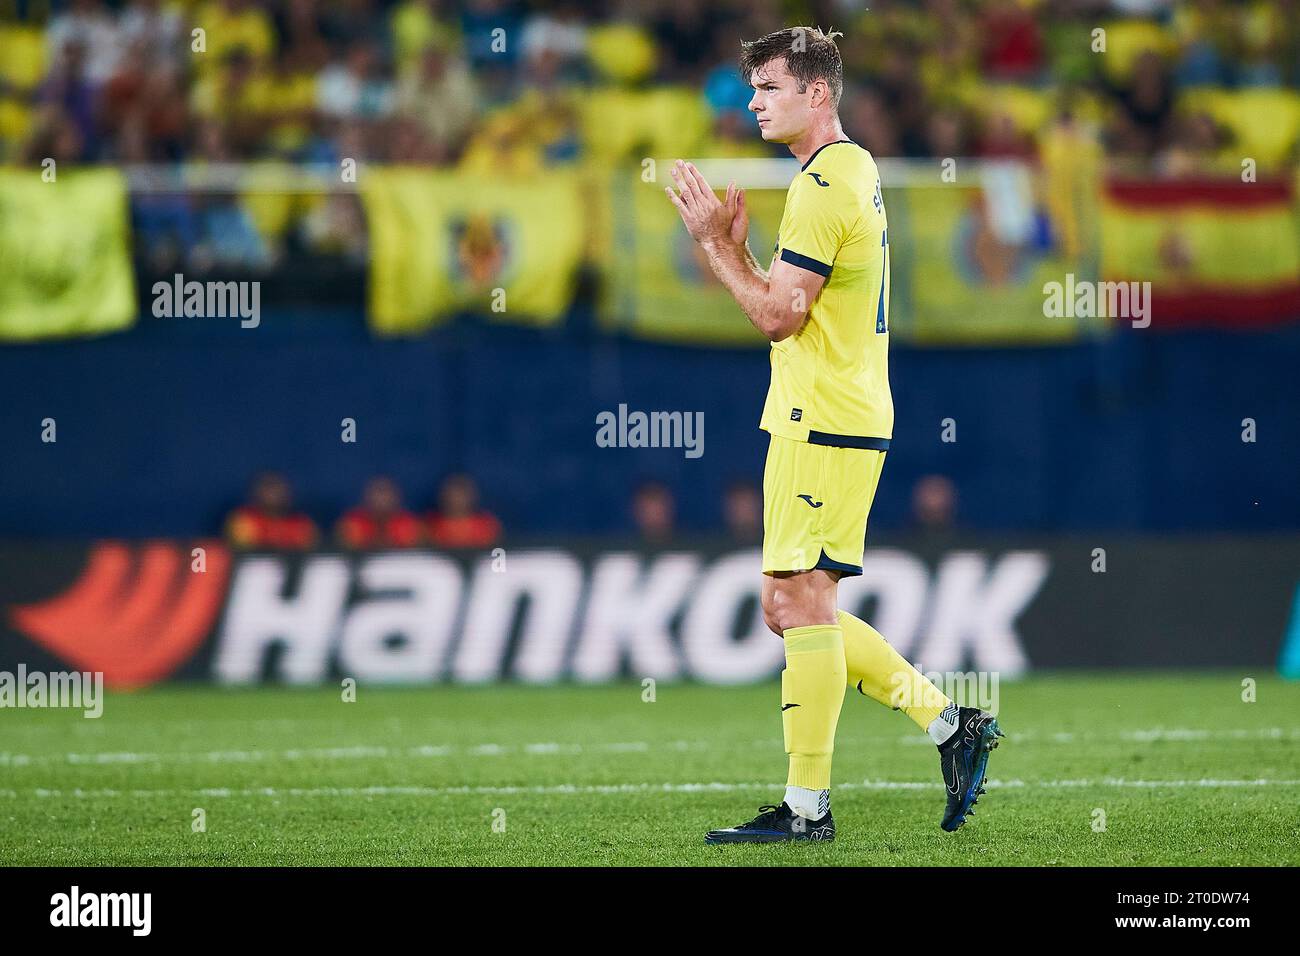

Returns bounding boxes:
[632,472,962,547]
[2,0,1297,271]
[225,470,504,549]
[4,0,1297,169]
[228,469,938,550]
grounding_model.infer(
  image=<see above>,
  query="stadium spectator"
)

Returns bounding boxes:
[225,472,319,550]
[390,0,461,75]
[46,0,122,87]
[1103,49,1178,161]
[652,0,727,82]
[40,39,98,157]
[843,86,901,158]
[193,0,276,71]
[977,0,1045,82]
[394,41,480,161]
[723,480,762,544]
[319,0,390,52]
[189,120,273,270]
[316,40,395,121]
[459,0,522,100]
[275,0,332,70]
[427,472,501,547]
[336,476,424,549]
[520,1,588,82]
[118,0,185,72]
[911,474,958,534]
[631,480,675,545]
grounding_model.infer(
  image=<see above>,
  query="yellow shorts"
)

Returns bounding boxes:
[761,433,887,577]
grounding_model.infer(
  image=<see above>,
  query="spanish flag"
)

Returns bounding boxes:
[1100,177,1300,328]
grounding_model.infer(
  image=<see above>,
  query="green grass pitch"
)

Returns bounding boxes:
[2,673,1297,866]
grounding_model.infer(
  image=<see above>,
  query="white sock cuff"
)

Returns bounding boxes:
[784,785,830,820]
[928,702,961,745]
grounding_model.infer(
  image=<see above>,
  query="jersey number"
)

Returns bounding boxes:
[875,228,889,334]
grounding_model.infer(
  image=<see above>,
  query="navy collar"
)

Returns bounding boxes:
[800,139,857,171]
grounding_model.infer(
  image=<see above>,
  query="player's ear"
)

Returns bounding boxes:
[812,79,830,109]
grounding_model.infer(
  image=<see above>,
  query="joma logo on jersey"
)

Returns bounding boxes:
[807,173,830,187]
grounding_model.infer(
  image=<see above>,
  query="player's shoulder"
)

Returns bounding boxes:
[795,140,878,202]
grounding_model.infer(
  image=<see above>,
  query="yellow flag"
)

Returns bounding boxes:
[362,168,586,334]
[603,170,786,346]
[0,168,136,340]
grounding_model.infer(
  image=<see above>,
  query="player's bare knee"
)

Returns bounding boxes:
[764,586,811,635]
[762,607,784,636]
[760,589,784,636]
[761,587,792,635]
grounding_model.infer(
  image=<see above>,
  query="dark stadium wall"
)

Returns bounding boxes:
[0,314,1298,538]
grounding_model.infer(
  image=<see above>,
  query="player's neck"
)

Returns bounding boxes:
[788,117,848,168]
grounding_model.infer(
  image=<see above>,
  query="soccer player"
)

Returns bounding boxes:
[664,27,1003,843]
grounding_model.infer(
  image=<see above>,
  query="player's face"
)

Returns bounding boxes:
[747,59,810,143]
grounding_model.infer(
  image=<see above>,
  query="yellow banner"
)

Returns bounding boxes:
[0,168,135,340]
[604,165,1102,346]
[899,181,1101,344]
[361,168,586,335]
[601,170,789,346]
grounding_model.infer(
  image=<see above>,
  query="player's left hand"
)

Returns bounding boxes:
[665,160,737,248]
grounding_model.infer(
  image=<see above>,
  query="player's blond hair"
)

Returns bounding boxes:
[739,26,844,108]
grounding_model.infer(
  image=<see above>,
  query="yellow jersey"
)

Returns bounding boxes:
[759,140,893,449]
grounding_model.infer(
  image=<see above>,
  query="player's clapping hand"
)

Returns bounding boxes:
[665,160,746,248]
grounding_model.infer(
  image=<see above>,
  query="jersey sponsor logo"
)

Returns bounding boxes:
[796,494,824,509]
[807,173,830,188]
[790,408,802,421]
[781,702,801,711]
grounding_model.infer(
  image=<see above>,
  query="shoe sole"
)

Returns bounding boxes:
[941,717,1004,832]
[704,830,836,845]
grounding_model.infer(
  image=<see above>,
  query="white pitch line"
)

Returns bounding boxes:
[0,727,1295,768]
[3,778,1299,800]
[0,740,712,767]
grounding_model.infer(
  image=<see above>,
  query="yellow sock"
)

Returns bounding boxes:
[781,623,847,790]
[837,609,953,732]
